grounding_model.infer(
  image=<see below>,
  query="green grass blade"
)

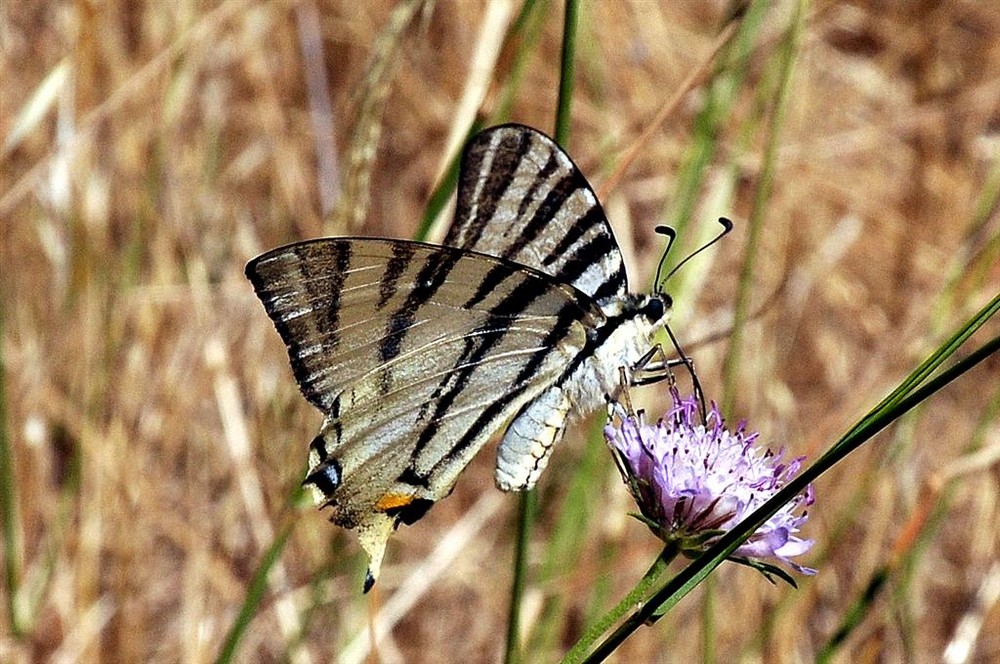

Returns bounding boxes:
[0,296,24,637]
[213,520,295,664]
[552,0,579,146]
[721,0,807,413]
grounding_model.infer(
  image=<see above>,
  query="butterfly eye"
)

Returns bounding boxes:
[643,297,666,321]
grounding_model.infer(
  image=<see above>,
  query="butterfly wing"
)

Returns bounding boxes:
[448,124,648,493]
[446,123,629,302]
[247,237,604,586]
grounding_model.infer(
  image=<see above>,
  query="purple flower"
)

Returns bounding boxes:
[604,390,815,575]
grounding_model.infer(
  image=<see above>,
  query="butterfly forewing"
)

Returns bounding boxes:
[247,238,606,578]
[447,124,628,302]
[247,238,599,410]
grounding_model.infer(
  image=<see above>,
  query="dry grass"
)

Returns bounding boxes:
[2,1,999,662]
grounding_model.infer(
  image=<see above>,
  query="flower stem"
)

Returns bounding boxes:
[562,544,678,664]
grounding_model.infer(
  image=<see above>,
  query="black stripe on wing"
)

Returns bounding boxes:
[378,248,465,365]
[246,242,352,411]
[376,242,416,309]
[446,123,629,301]
[407,269,582,465]
[435,291,660,477]
[429,303,584,470]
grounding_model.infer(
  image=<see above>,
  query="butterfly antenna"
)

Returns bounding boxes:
[659,217,734,291]
[651,225,677,291]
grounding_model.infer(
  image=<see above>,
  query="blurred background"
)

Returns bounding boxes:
[2,1,999,661]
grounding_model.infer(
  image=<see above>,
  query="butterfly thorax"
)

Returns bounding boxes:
[492,290,670,492]
[572,291,671,409]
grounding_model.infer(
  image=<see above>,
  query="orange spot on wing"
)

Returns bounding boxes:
[375,493,414,512]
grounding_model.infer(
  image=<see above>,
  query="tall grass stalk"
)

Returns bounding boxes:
[505,2,580,661]
[0,300,23,638]
[417,1,550,242]
[720,0,807,414]
[655,1,770,348]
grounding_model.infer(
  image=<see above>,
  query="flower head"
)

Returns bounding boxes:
[604,389,815,575]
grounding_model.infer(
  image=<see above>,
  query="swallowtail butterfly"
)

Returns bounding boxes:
[246,124,671,590]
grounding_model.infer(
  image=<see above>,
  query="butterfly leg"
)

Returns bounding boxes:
[495,386,571,492]
[628,344,688,386]
[628,340,708,423]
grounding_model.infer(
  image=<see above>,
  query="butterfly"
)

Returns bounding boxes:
[246,124,671,591]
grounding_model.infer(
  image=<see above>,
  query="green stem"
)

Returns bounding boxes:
[214,520,295,664]
[553,0,579,144]
[561,545,677,664]
[504,490,537,664]
[0,296,22,637]
[504,4,581,661]
[721,0,807,412]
